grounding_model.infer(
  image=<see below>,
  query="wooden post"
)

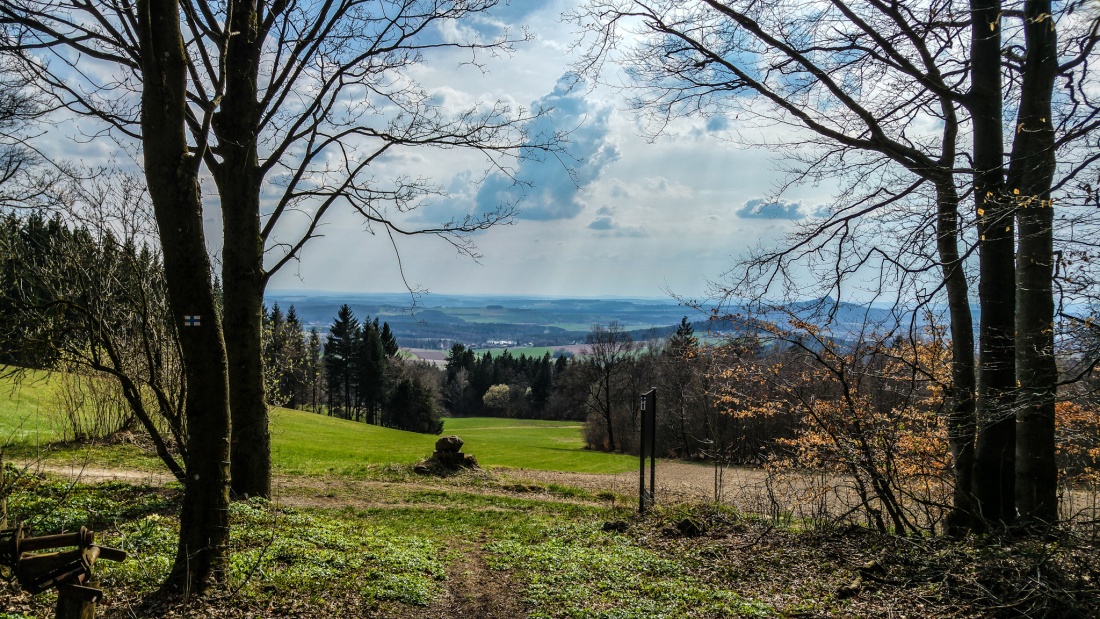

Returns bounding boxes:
[55,583,101,619]
[638,389,657,513]
[648,389,656,507]
[638,390,646,513]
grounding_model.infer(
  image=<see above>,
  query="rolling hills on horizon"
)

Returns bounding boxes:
[264,290,940,351]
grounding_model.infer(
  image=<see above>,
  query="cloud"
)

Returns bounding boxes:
[587,207,646,237]
[735,198,808,219]
[429,73,619,224]
[588,216,615,230]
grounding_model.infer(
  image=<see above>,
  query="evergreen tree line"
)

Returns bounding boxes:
[261,303,442,435]
[260,303,322,412]
[442,344,569,419]
[0,212,168,372]
[1,211,442,437]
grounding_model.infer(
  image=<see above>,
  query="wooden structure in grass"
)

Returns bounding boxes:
[0,524,127,618]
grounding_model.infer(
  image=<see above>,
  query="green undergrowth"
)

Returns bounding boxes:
[8,472,1093,618]
[487,522,774,619]
[4,478,449,613]
[2,474,786,618]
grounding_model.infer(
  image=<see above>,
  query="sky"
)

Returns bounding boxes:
[257,0,842,301]
[35,1,839,301]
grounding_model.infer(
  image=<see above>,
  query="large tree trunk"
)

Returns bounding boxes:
[934,173,978,533]
[136,0,231,593]
[1011,0,1059,526]
[969,0,1017,527]
[212,0,271,499]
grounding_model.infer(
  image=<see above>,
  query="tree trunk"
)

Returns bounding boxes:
[1011,0,1059,526]
[212,0,270,500]
[969,0,1016,527]
[604,373,616,451]
[136,0,231,593]
[934,174,978,533]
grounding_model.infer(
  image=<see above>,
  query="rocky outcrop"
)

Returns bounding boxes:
[415,436,479,474]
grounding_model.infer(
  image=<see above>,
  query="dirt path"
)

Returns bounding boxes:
[406,538,527,619]
[33,463,176,485]
[499,460,820,512]
[30,460,821,514]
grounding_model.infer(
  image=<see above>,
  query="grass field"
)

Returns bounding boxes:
[1,369,634,475]
[466,346,562,358]
[271,412,636,476]
[0,368,62,445]
[3,370,1094,619]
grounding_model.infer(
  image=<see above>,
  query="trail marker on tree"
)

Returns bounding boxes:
[639,388,657,513]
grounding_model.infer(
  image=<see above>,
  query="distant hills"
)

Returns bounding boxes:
[265,290,954,350]
[264,290,697,349]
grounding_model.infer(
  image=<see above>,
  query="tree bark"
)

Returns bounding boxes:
[1010,0,1059,526]
[969,0,1017,527]
[211,0,271,500]
[136,0,231,593]
[934,173,978,533]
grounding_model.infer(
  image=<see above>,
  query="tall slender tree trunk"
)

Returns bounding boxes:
[929,88,978,532]
[1011,0,1059,525]
[604,373,616,451]
[934,173,978,533]
[212,0,271,499]
[136,0,231,593]
[969,0,1017,527]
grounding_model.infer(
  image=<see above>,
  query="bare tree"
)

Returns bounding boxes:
[571,0,1099,529]
[0,45,50,208]
[1,0,232,592]
[2,175,189,484]
[1,0,559,499]
[579,321,635,451]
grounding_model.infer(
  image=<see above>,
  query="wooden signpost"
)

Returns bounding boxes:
[639,388,657,513]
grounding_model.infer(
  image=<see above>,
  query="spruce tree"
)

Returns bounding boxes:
[324,304,359,418]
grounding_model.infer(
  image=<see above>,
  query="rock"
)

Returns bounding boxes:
[859,559,885,576]
[433,451,468,467]
[435,435,464,453]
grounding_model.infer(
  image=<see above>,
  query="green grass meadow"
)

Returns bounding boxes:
[1,369,634,475]
[271,411,635,476]
[0,369,63,445]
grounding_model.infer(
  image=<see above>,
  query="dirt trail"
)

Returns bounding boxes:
[33,463,176,485]
[407,538,527,619]
[30,460,813,512]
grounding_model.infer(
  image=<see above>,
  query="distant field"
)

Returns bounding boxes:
[404,345,588,362]
[470,345,588,358]
[1,370,634,475]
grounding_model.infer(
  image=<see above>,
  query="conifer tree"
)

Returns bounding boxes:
[324,304,359,418]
